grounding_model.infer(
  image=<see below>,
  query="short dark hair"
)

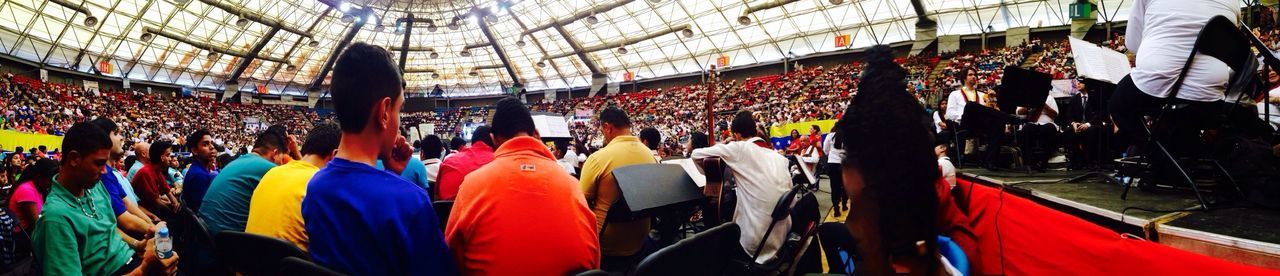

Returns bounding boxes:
[330,42,404,133]
[301,122,342,157]
[421,135,443,159]
[639,127,661,150]
[489,97,536,139]
[185,129,212,150]
[810,125,821,132]
[471,125,494,148]
[16,158,58,184]
[449,137,467,151]
[60,122,112,163]
[149,140,173,164]
[37,145,46,152]
[689,132,709,151]
[89,117,118,133]
[598,106,631,128]
[730,110,756,137]
[253,125,289,152]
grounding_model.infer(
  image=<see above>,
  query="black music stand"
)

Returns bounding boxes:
[605,164,706,224]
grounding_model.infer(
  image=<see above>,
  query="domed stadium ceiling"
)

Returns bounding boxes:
[0,0,1135,97]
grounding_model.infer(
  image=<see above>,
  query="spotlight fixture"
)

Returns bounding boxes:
[206,52,218,60]
[648,0,661,3]
[485,14,497,21]
[516,40,526,47]
[737,16,750,26]
[374,24,386,32]
[536,61,546,68]
[460,50,471,57]
[428,25,439,32]
[681,28,694,38]
[341,15,354,23]
[617,47,627,54]
[586,15,599,25]
[84,16,98,27]
[448,22,460,30]
[236,17,250,28]
[432,72,440,78]
[829,0,844,4]
[286,65,297,71]
[469,71,479,77]
[430,52,440,59]
[308,40,320,47]
[140,33,154,42]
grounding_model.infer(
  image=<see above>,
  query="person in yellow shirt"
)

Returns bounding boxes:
[244,122,341,251]
[579,106,658,272]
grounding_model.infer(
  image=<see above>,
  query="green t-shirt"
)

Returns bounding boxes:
[33,176,133,276]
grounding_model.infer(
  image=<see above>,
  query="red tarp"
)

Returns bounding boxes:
[955,178,1279,275]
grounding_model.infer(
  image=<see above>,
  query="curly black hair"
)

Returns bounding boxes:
[834,45,940,270]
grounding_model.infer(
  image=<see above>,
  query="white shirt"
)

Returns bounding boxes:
[822,132,843,164]
[691,137,792,263]
[1025,96,1060,129]
[1127,0,1238,102]
[1260,86,1280,131]
[938,156,957,189]
[933,111,945,133]
[557,149,579,174]
[422,158,441,184]
[944,87,987,124]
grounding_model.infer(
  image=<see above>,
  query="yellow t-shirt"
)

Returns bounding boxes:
[579,136,659,257]
[245,160,319,252]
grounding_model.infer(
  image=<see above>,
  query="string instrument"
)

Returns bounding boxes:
[698,157,736,227]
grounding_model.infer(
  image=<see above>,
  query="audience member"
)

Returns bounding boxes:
[181,129,219,212]
[9,158,57,231]
[132,140,181,220]
[419,135,444,189]
[822,129,847,217]
[245,122,341,252]
[579,106,658,271]
[437,126,495,200]
[199,125,293,234]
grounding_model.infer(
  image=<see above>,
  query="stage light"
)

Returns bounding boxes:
[617,47,627,54]
[432,72,440,78]
[536,61,546,68]
[516,40,526,47]
[681,28,694,38]
[141,33,154,42]
[286,65,297,71]
[341,15,354,23]
[648,0,661,3]
[430,52,440,59]
[585,15,599,25]
[460,50,471,57]
[448,22,460,30]
[375,24,386,32]
[206,52,218,60]
[428,25,439,32]
[829,0,844,4]
[236,17,250,28]
[308,40,320,47]
[469,71,479,77]
[84,16,98,27]
[737,16,751,26]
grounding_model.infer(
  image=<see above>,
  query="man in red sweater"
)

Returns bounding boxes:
[435,126,495,200]
[131,140,180,220]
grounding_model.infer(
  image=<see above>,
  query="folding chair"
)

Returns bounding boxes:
[735,185,821,275]
[432,200,454,230]
[214,231,308,276]
[1120,15,1251,209]
[633,223,742,276]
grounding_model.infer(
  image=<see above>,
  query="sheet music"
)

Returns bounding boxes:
[1068,37,1132,84]
[531,115,572,138]
[662,158,707,187]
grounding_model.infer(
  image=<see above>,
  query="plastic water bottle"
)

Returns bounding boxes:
[155,223,173,259]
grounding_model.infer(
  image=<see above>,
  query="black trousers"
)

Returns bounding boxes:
[1062,126,1104,168]
[1017,124,1059,169]
[825,163,846,210]
[1108,75,1226,156]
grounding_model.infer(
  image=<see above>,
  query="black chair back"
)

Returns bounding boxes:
[634,223,742,276]
[278,256,345,276]
[214,231,308,276]
[433,200,454,230]
[1164,15,1254,107]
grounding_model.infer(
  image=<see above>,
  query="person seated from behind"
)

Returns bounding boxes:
[445,97,600,275]
[437,126,495,200]
[692,110,792,264]
[638,127,662,161]
[245,122,341,252]
[579,106,659,271]
[199,125,295,234]
[419,135,444,190]
[833,45,979,275]
[301,42,456,275]
[34,122,178,275]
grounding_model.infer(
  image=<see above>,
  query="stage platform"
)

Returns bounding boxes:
[959,168,1280,269]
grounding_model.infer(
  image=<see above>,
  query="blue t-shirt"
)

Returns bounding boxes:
[375,158,430,190]
[198,154,276,234]
[181,161,218,212]
[98,166,128,216]
[302,157,456,275]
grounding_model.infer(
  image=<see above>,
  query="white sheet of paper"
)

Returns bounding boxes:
[1069,37,1132,84]
[531,115,572,138]
[662,158,707,188]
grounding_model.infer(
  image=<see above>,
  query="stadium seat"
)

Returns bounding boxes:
[633,223,742,276]
[433,200,454,230]
[278,256,345,276]
[214,231,308,275]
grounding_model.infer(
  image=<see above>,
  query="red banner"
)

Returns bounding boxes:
[256,84,268,94]
[97,60,113,74]
[835,34,851,48]
[624,71,634,81]
[716,55,729,67]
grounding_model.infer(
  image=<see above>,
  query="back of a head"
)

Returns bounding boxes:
[421,135,443,159]
[471,125,494,148]
[88,117,118,133]
[18,158,59,184]
[836,44,939,259]
[61,122,112,164]
[598,106,631,129]
[730,110,757,137]
[301,122,342,158]
[689,132,709,151]
[449,137,466,151]
[329,42,404,133]
[639,128,661,150]
[489,97,536,140]
[149,140,173,165]
[254,125,289,153]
